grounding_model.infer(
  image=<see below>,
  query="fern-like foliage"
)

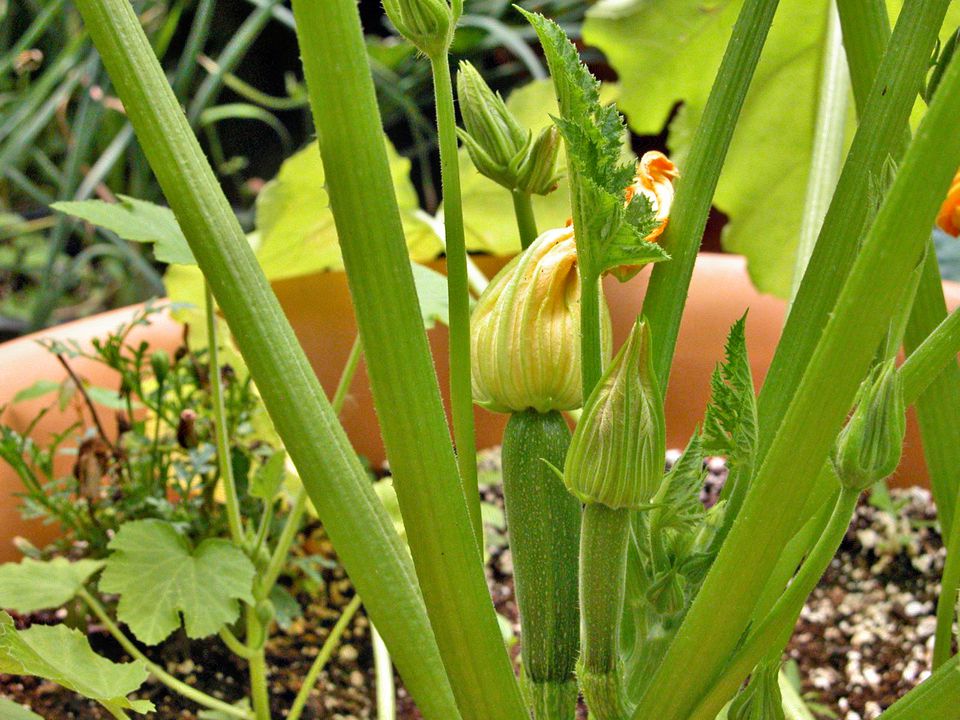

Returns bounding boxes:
[701,313,758,471]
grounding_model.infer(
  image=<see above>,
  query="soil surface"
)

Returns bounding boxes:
[0,451,948,719]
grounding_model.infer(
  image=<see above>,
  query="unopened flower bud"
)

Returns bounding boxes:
[382,0,452,57]
[514,125,562,196]
[457,62,561,196]
[471,226,611,413]
[936,169,960,237]
[177,409,199,449]
[564,319,666,509]
[832,360,905,492]
[150,349,170,384]
[609,151,679,281]
[728,659,785,720]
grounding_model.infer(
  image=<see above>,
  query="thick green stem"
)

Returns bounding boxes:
[206,284,244,544]
[512,190,539,250]
[579,504,632,720]
[640,0,780,386]
[933,482,960,668]
[245,609,271,720]
[900,306,960,404]
[257,336,363,601]
[789,0,849,306]
[688,487,860,720]
[430,54,483,546]
[77,589,253,719]
[634,15,960,717]
[580,274,605,397]
[70,0,458,715]
[287,594,363,720]
[502,410,579,720]
[292,1,524,717]
[903,250,960,540]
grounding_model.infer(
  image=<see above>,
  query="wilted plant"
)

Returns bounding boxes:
[3,1,960,720]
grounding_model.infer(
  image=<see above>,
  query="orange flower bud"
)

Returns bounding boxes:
[937,169,960,237]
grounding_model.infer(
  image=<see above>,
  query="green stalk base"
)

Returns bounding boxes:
[577,658,631,720]
[530,680,579,720]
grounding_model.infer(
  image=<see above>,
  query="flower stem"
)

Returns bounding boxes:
[245,609,271,720]
[512,190,539,250]
[77,588,254,719]
[687,486,860,720]
[579,503,632,720]
[430,53,482,546]
[206,283,244,545]
[900,305,960,404]
[287,594,364,720]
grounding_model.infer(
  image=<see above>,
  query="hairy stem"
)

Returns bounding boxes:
[430,54,482,545]
[512,190,539,250]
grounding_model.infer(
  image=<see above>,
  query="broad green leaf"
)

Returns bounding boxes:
[52,195,194,265]
[12,380,59,404]
[100,520,255,645]
[254,139,441,280]
[0,558,104,613]
[249,451,286,501]
[0,698,44,720]
[0,611,153,715]
[583,0,960,296]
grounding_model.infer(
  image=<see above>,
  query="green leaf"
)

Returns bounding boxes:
[701,314,757,465]
[12,380,60,404]
[249,451,286,501]
[254,139,441,280]
[411,262,451,329]
[0,558,105,613]
[0,698,44,720]
[84,386,131,410]
[52,195,195,265]
[0,611,153,715]
[100,520,255,645]
[583,0,960,296]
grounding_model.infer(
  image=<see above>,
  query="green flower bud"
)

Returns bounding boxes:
[457,62,561,196]
[564,318,666,509]
[832,360,906,492]
[513,125,562,196]
[471,226,611,413]
[382,0,453,57]
[150,349,170,384]
[728,660,785,720]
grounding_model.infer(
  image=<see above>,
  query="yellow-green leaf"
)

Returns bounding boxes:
[0,558,104,613]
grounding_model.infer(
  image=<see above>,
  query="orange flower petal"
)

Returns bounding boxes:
[937,169,960,238]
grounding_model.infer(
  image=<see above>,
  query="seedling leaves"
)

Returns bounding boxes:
[52,195,194,265]
[0,611,153,714]
[100,520,255,645]
[0,558,104,612]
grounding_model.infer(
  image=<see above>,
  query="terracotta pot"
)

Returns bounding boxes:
[1,253,958,561]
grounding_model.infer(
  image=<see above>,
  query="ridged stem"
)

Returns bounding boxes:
[579,504,632,720]
[502,410,579,720]
[688,486,860,720]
